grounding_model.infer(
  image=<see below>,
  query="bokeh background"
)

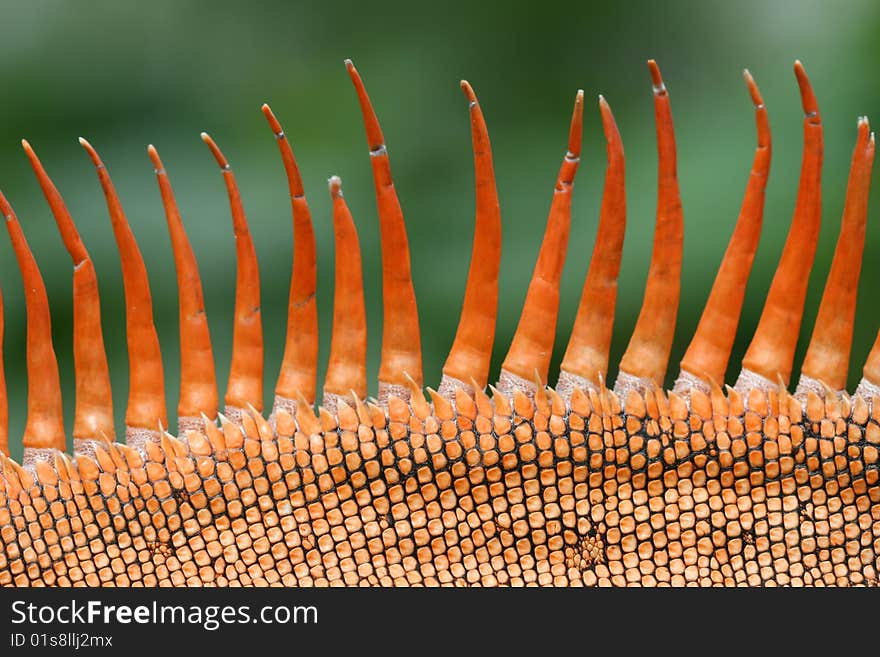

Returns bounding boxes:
[1,0,879,459]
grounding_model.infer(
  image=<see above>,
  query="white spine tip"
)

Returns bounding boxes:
[77,137,87,146]
[344,58,353,68]
[200,131,209,141]
[328,175,343,197]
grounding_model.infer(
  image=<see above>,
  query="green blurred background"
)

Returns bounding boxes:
[1,0,879,459]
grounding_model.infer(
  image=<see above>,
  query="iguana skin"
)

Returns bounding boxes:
[1,384,878,587]
[1,62,879,589]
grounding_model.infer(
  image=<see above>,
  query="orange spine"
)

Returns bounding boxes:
[23,140,115,443]
[739,61,823,387]
[560,94,626,387]
[324,176,367,401]
[0,290,7,456]
[678,71,771,387]
[441,81,502,391]
[802,118,873,390]
[0,192,65,451]
[261,104,318,406]
[148,145,218,424]
[617,60,684,389]
[500,89,584,387]
[79,138,167,433]
[345,59,423,391]
[201,133,264,413]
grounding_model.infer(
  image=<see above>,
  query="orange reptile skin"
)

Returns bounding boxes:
[0,59,878,587]
[2,383,879,586]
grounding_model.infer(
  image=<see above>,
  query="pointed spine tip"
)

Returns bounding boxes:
[743,70,764,108]
[346,58,385,151]
[261,103,284,135]
[460,80,477,104]
[793,61,819,117]
[0,191,10,218]
[857,117,871,146]
[328,175,343,197]
[78,138,102,166]
[567,90,585,158]
[146,144,162,170]
[20,140,34,163]
[344,58,354,69]
[647,59,665,92]
[201,132,229,169]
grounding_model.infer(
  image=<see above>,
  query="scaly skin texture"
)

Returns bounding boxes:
[0,384,878,587]
[1,59,879,587]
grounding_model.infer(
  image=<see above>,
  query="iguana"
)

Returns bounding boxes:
[0,58,877,587]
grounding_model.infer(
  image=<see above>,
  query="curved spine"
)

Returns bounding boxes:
[800,118,873,393]
[676,71,771,392]
[201,132,264,416]
[499,89,584,392]
[323,176,367,410]
[261,105,318,414]
[148,145,219,430]
[0,290,7,457]
[0,191,66,458]
[439,81,502,396]
[345,59,422,400]
[558,94,626,394]
[737,61,823,390]
[615,60,684,395]
[23,140,116,446]
[80,138,167,443]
